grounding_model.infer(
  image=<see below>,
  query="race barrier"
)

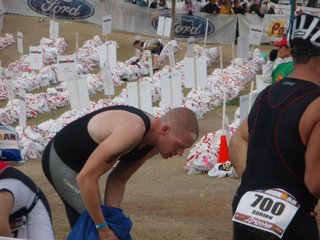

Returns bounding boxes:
[1,0,319,44]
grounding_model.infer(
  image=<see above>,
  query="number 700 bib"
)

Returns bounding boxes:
[232,188,300,238]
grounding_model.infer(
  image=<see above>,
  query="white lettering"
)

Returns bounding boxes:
[245,217,273,229]
[63,178,80,194]
[174,18,202,36]
[265,189,282,198]
[40,0,81,17]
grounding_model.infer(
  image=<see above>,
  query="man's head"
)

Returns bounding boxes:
[133,40,142,50]
[274,37,291,58]
[157,107,199,159]
[288,13,320,63]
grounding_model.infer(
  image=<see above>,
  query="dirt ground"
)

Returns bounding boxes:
[1,15,319,240]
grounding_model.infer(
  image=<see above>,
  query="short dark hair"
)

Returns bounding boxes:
[133,40,141,47]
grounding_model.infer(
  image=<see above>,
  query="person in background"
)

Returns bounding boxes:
[200,0,220,14]
[249,0,265,17]
[149,0,158,8]
[136,0,149,6]
[233,0,247,14]
[229,13,320,240]
[42,105,199,240]
[157,0,169,10]
[260,0,270,15]
[0,161,54,240]
[132,39,164,69]
[268,3,276,14]
[182,0,197,15]
[262,37,293,84]
[220,0,234,14]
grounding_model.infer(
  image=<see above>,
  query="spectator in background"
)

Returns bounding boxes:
[157,0,169,10]
[220,0,234,14]
[133,39,164,55]
[263,37,293,84]
[149,0,158,8]
[233,0,247,14]
[249,0,265,17]
[268,4,276,14]
[200,0,220,14]
[133,39,164,67]
[182,0,197,15]
[260,0,270,15]
[136,0,149,6]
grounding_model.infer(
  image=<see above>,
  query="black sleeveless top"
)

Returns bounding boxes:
[53,105,153,173]
[234,78,320,213]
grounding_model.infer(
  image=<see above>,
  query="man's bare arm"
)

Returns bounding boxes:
[304,120,320,199]
[229,118,249,177]
[0,191,14,237]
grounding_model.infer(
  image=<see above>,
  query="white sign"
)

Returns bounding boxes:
[237,36,249,59]
[0,60,3,76]
[99,42,117,69]
[145,50,153,78]
[160,70,183,106]
[139,81,153,113]
[195,56,207,88]
[249,25,263,45]
[184,57,195,88]
[17,31,23,54]
[127,82,139,108]
[102,64,114,96]
[187,37,195,58]
[239,90,259,122]
[102,15,112,35]
[160,72,172,105]
[49,20,59,40]
[18,89,26,128]
[99,44,108,68]
[171,70,182,106]
[67,75,90,110]
[57,55,77,82]
[184,56,207,89]
[6,72,14,101]
[0,10,4,31]
[256,75,269,92]
[157,16,172,37]
[29,46,43,70]
[167,44,175,67]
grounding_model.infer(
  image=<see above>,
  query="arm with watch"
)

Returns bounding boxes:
[76,169,119,240]
[75,151,120,240]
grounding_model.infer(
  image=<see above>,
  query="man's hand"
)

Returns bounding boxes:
[98,227,118,240]
[269,49,278,61]
[131,59,139,65]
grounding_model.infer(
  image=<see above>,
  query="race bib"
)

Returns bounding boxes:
[10,215,28,239]
[233,188,300,238]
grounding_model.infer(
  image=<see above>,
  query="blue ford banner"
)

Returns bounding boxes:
[152,14,215,38]
[28,0,94,20]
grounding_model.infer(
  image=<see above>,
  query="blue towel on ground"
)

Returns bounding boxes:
[67,205,132,240]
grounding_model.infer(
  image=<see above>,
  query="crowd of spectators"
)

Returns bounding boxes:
[125,0,277,17]
[200,0,276,16]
